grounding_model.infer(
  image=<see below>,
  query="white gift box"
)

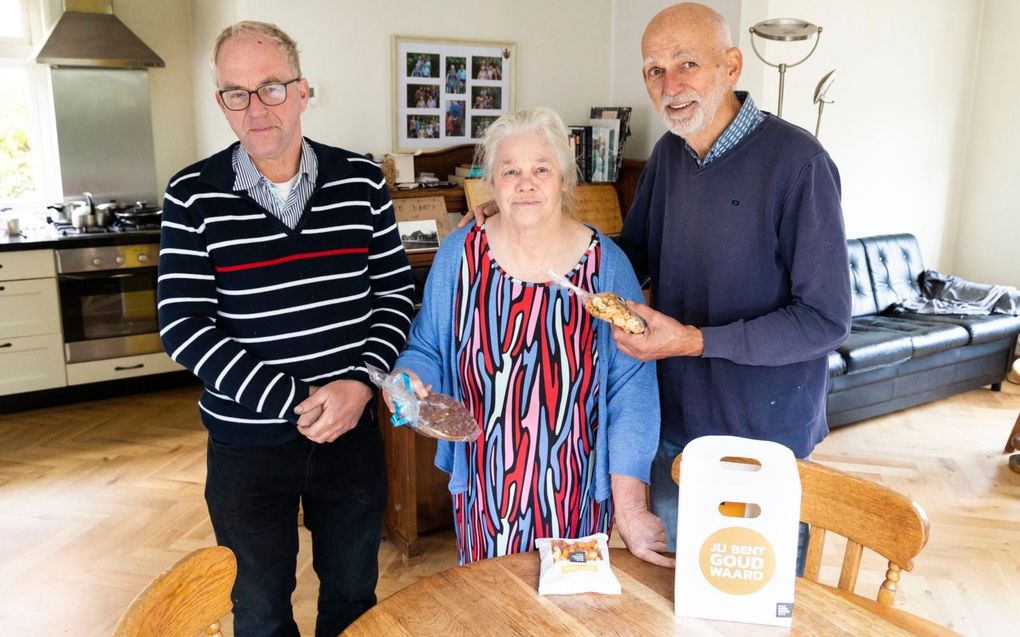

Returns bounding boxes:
[674,435,801,628]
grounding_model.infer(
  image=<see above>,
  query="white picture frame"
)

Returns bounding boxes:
[392,35,516,153]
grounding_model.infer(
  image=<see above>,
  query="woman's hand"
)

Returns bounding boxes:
[381,368,431,415]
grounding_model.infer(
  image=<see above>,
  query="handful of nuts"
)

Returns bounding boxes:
[547,268,647,335]
[584,292,646,334]
[550,538,604,563]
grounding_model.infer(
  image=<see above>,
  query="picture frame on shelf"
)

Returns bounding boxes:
[392,195,452,252]
[393,35,515,153]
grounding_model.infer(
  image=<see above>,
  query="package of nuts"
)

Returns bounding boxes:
[535,533,621,595]
[547,269,646,334]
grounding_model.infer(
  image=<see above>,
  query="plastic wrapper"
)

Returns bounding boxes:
[365,365,480,442]
[535,533,621,595]
[546,269,646,334]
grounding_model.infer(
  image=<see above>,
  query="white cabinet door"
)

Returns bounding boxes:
[66,351,183,385]
[0,333,67,395]
[0,277,61,338]
[0,250,56,280]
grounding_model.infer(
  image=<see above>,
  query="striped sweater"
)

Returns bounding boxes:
[157,139,414,445]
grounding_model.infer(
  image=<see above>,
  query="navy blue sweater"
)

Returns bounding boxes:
[157,139,414,445]
[618,115,851,457]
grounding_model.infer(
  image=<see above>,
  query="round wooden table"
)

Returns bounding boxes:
[344,549,958,636]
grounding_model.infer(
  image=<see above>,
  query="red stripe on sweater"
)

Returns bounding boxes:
[214,247,369,273]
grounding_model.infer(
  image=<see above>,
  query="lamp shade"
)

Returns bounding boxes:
[750,18,820,42]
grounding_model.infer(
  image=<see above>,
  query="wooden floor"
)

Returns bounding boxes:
[0,380,1017,636]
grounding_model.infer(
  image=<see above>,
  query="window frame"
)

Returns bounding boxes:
[0,0,61,213]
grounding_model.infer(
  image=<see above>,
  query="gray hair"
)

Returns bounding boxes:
[476,107,579,213]
[210,21,302,80]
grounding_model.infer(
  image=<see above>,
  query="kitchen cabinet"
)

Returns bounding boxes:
[65,351,183,385]
[0,250,67,396]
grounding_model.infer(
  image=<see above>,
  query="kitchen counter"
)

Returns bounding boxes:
[0,226,161,252]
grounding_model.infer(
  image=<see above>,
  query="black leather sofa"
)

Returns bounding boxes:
[826,233,1020,428]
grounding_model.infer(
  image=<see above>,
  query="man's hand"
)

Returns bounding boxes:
[455,199,499,229]
[612,474,675,568]
[611,302,704,361]
[293,379,374,444]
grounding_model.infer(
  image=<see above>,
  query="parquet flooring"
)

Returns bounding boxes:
[0,380,1017,636]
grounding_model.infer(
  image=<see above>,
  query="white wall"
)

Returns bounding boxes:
[177,1,1017,288]
[114,0,197,204]
[739,0,983,274]
[954,0,1020,288]
[188,0,613,160]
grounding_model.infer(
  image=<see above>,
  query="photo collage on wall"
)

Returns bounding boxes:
[394,37,514,152]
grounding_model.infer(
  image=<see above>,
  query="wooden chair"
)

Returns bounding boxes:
[1004,409,1020,454]
[1005,408,1020,475]
[113,546,237,637]
[671,455,930,606]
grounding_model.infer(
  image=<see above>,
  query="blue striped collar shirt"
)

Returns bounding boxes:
[232,138,318,229]
[687,91,765,167]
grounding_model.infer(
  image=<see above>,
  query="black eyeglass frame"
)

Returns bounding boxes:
[218,78,302,111]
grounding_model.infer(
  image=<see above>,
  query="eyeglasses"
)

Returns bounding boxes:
[218,78,301,111]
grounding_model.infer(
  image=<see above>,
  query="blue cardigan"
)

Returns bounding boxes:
[395,222,660,502]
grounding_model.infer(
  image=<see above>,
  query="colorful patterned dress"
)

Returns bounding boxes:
[452,225,613,563]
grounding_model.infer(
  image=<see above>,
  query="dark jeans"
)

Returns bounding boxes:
[205,415,386,637]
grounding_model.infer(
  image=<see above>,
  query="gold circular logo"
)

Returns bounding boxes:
[698,527,776,595]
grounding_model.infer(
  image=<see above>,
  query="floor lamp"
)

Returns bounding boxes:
[749,18,822,118]
[813,70,836,137]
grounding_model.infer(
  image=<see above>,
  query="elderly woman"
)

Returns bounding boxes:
[393,107,670,566]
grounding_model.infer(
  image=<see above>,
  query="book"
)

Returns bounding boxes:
[568,125,592,183]
[454,164,483,178]
[589,107,632,181]
[589,118,621,182]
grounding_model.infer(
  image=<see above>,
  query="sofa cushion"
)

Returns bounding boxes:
[862,234,925,312]
[853,315,970,356]
[899,312,1020,345]
[828,350,847,376]
[838,322,914,372]
[848,239,878,317]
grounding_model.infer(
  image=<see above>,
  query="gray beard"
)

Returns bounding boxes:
[658,81,726,139]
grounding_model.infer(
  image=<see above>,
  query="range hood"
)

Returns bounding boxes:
[35,0,164,69]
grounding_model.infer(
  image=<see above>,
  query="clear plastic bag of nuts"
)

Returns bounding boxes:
[365,364,480,442]
[546,269,646,334]
[535,533,622,595]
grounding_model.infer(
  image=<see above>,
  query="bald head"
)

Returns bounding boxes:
[643,2,731,60]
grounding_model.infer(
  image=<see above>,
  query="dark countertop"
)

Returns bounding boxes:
[0,227,161,252]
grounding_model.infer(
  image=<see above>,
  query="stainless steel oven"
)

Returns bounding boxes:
[55,244,162,363]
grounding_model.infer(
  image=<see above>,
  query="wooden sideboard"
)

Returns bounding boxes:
[378,401,452,561]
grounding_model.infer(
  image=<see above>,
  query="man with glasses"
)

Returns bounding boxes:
[157,21,413,636]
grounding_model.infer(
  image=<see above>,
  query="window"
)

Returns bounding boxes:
[0,0,59,212]
[0,0,29,42]
[0,66,35,199]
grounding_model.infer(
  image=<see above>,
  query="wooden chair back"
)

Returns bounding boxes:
[671,455,929,606]
[113,546,237,637]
